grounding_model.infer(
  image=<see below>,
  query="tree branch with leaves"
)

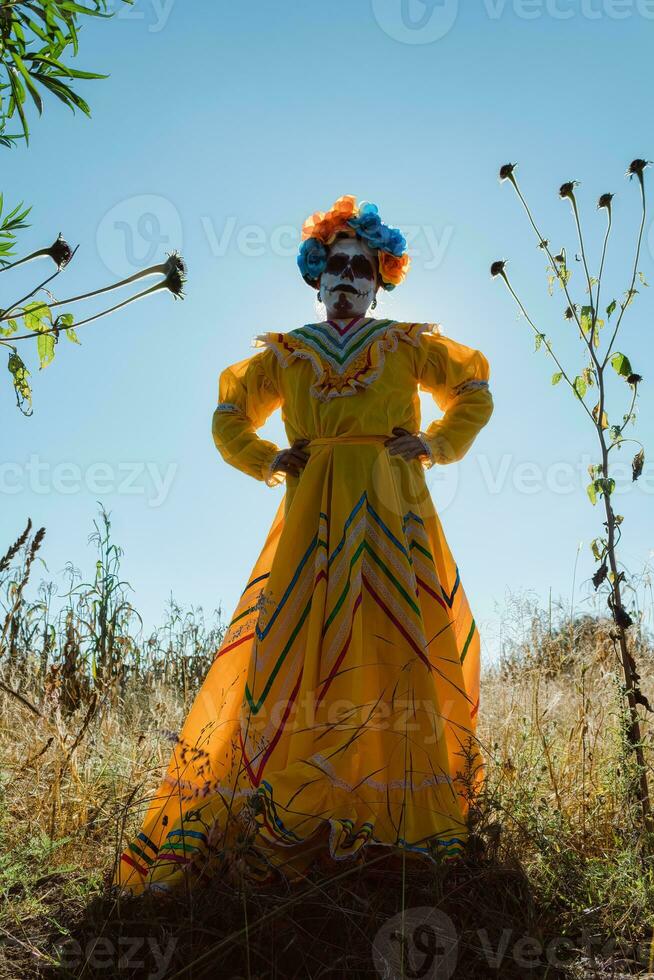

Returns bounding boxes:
[0,0,132,145]
[1,236,186,413]
[491,158,653,845]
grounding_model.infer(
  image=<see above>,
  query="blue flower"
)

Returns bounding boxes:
[348,202,383,243]
[347,203,407,259]
[381,226,407,258]
[297,237,327,281]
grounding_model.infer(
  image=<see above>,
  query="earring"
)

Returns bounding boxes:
[317,291,322,303]
[371,297,377,310]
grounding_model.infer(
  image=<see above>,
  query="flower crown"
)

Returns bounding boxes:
[297,195,411,292]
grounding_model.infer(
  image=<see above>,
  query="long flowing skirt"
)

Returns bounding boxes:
[115,439,483,894]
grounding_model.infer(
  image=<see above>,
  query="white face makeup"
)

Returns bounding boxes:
[319,237,379,320]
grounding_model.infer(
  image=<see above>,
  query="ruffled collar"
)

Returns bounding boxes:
[254,319,436,401]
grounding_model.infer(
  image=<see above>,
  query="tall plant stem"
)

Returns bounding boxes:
[0,259,165,323]
[595,206,612,332]
[507,174,586,337]
[599,422,653,839]
[2,281,168,342]
[501,169,653,848]
[498,271,595,425]
[603,175,647,368]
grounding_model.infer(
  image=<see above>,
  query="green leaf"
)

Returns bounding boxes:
[580,306,593,335]
[23,300,51,332]
[638,271,649,287]
[573,376,587,400]
[37,332,56,369]
[587,482,597,506]
[7,350,32,412]
[596,477,615,498]
[0,319,18,338]
[10,51,44,114]
[610,352,633,378]
[534,333,545,351]
[551,371,563,385]
[606,300,617,319]
[55,312,80,343]
[580,306,604,347]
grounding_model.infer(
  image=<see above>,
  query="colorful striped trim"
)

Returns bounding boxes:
[255,321,437,402]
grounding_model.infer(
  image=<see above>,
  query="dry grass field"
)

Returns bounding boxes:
[2,512,654,979]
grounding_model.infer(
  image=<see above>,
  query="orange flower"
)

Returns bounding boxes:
[302,210,326,241]
[330,195,357,222]
[378,251,411,287]
[301,195,358,244]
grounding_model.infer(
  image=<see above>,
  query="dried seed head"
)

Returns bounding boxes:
[627,159,650,179]
[627,373,643,385]
[564,306,576,320]
[163,251,186,279]
[490,260,506,278]
[163,251,187,298]
[499,163,516,181]
[559,181,578,200]
[46,234,73,270]
[597,193,614,210]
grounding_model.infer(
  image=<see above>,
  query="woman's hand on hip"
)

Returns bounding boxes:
[385,427,429,462]
[275,438,311,477]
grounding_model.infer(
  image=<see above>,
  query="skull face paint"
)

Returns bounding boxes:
[319,236,379,320]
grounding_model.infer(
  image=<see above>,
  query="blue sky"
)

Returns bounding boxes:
[3,0,653,660]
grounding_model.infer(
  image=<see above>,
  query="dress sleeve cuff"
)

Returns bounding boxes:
[416,426,456,467]
[263,449,287,487]
[416,431,435,469]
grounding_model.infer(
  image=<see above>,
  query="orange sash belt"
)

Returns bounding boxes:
[308,435,389,447]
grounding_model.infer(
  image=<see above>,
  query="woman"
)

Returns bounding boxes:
[115,196,493,895]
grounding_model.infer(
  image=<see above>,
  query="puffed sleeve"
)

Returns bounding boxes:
[415,329,493,466]
[211,347,286,485]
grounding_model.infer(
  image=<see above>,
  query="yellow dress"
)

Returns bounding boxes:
[115,316,493,894]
